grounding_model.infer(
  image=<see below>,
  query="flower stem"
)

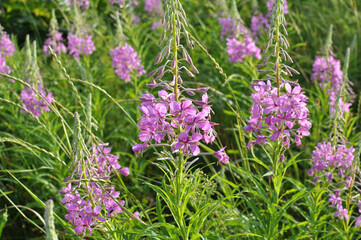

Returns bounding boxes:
[275,0,281,97]
[172,7,179,102]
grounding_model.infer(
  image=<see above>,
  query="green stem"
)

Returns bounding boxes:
[172,8,179,102]
[275,0,281,97]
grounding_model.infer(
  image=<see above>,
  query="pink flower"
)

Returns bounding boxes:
[43,32,67,56]
[251,14,269,37]
[67,34,95,58]
[0,33,15,57]
[20,85,53,117]
[214,147,229,164]
[119,167,129,177]
[110,43,145,83]
[334,204,349,221]
[145,0,162,14]
[245,81,311,148]
[60,143,128,236]
[227,38,261,62]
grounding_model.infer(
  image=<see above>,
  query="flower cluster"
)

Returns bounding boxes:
[145,0,162,14]
[311,56,351,113]
[43,32,67,56]
[308,141,354,185]
[251,0,289,37]
[217,17,261,62]
[218,18,243,39]
[132,89,229,164]
[308,141,356,222]
[20,85,53,117]
[267,0,289,14]
[245,81,311,148]
[226,37,261,63]
[145,0,163,30]
[0,53,11,75]
[250,14,269,37]
[68,0,89,9]
[0,31,15,75]
[110,43,145,83]
[60,143,129,236]
[68,34,96,58]
[0,32,15,57]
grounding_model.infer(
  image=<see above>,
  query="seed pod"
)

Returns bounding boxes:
[146,68,159,77]
[196,87,208,92]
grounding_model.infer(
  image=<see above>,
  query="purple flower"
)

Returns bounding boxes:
[334,204,349,221]
[251,14,269,37]
[145,0,162,14]
[0,30,15,77]
[245,81,311,148]
[132,143,148,157]
[250,0,288,38]
[67,34,95,58]
[308,141,354,187]
[329,192,342,206]
[43,32,67,56]
[20,84,53,117]
[151,19,163,30]
[0,32,15,57]
[267,0,289,14]
[119,167,129,177]
[174,132,203,156]
[218,18,240,39]
[133,90,229,164]
[356,216,361,227]
[214,147,229,164]
[226,38,261,62]
[110,43,145,83]
[311,56,352,113]
[0,53,11,75]
[60,143,128,236]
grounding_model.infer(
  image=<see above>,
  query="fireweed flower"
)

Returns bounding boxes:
[60,143,128,236]
[43,32,67,56]
[217,12,261,62]
[245,81,311,148]
[20,84,54,117]
[110,43,145,83]
[226,37,261,63]
[307,141,355,186]
[0,28,15,76]
[0,53,11,75]
[218,17,243,39]
[251,0,288,37]
[132,1,229,165]
[251,14,269,37]
[145,0,163,31]
[245,1,311,149]
[311,56,352,113]
[67,34,95,58]
[43,10,66,56]
[0,32,15,57]
[308,48,360,225]
[266,0,289,15]
[151,19,163,30]
[145,0,162,14]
